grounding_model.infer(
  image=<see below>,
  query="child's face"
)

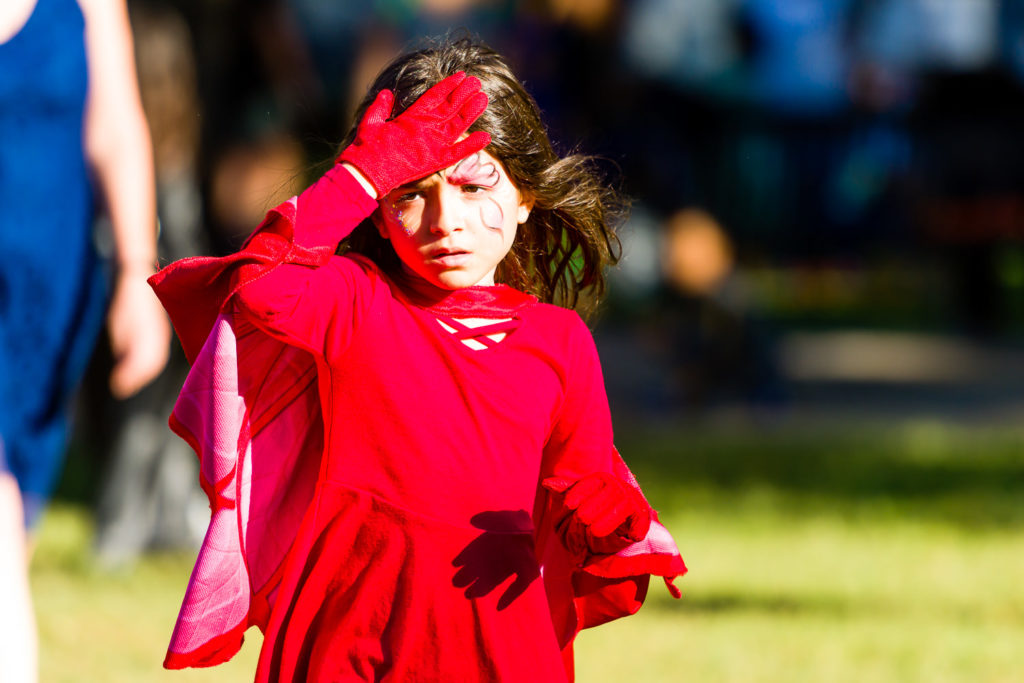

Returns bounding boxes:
[373,150,532,290]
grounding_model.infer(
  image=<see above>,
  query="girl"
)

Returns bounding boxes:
[152,37,685,682]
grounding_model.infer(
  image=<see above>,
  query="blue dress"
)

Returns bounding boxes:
[0,0,107,526]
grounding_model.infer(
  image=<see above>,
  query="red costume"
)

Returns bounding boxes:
[152,164,685,681]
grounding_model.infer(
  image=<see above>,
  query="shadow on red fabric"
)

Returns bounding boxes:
[452,510,540,611]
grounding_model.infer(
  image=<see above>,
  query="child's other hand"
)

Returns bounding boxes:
[542,472,651,557]
[337,71,491,197]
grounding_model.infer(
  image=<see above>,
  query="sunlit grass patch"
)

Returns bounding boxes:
[576,506,1024,683]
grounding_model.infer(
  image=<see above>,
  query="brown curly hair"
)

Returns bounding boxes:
[339,36,624,316]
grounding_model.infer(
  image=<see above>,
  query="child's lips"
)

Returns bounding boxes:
[429,248,472,267]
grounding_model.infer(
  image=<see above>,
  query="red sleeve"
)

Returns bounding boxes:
[535,313,672,648]
[150,163,380,362]
[230,164,381,361]
[541,312,617,482]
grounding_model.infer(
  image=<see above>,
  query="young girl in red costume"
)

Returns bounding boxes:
[151,37,685,682]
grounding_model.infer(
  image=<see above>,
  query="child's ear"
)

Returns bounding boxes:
[371,210,389,239]
[517,192,534,225]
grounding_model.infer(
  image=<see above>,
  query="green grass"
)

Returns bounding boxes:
[32,421,1024,682]
[31,507,260,683]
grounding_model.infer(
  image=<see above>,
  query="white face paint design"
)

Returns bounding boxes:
[446,153,503,232]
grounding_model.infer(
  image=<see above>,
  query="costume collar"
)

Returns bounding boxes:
[389,266,537,318]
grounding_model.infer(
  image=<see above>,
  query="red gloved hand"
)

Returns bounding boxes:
[542,472,652,557]
[337,71,491,197]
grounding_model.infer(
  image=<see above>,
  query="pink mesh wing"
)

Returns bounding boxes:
[164,313,322,669]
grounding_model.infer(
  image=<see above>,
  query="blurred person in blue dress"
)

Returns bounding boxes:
[0,0,169,680]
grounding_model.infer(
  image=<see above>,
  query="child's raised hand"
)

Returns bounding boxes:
[338,71,491,197]
[542,472,652,557]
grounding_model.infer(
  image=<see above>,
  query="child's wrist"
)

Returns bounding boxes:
[339,162,378,200]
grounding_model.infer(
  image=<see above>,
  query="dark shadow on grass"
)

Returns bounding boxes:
[643,591,865,618]
[616,423,1024,529]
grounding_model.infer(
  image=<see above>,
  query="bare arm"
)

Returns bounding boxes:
[79,0,170,398]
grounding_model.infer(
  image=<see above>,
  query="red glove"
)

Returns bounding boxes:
[338,71,491,197]
[542,472,652,557]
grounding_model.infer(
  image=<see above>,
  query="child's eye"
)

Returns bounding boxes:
[396,191,423,203]
[461,185,485,194]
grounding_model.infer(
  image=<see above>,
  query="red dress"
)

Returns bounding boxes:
[151,165,686,682]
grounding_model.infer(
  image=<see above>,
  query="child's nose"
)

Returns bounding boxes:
[429,193,463,235]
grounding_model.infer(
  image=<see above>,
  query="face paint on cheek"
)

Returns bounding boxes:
[384,201,414,236]
[480,198,504,233]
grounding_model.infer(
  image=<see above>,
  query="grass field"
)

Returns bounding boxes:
[31,420,1024,682]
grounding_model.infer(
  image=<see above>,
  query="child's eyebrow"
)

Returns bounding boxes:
[393,177,436,192]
